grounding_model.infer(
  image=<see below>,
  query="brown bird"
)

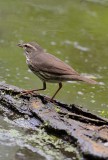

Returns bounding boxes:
[18,42,97,101]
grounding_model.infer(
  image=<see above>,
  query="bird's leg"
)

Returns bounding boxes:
[21,81,46,95]
[50,82,62,101]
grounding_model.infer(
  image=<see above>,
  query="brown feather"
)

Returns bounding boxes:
[32,52,79,76]
[28,52,97,84]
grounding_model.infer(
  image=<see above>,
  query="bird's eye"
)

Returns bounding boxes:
[24,44,28,48]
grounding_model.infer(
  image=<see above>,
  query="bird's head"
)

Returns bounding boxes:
[17,42,43,56]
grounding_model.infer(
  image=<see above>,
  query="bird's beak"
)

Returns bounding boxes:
[17,43,23,48]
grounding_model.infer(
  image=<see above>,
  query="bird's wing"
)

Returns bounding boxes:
[33,52,79,76]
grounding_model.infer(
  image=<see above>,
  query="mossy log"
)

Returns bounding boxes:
[0,82,108,160]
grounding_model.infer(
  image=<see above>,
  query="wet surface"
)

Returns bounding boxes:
[0,83,108,160]
[0,110,80,160]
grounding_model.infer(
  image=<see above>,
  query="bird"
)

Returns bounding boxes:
[18,42,97,101]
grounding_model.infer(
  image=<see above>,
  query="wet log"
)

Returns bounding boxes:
[0,82,108,160]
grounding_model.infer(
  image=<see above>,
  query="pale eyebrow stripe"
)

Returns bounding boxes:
[25,43,37,51]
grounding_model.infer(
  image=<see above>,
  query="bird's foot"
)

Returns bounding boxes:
[20,90,37,96]
[44,96,55,104]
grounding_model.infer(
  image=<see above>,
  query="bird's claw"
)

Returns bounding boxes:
[44,96,55,103]
[20,90,36,96]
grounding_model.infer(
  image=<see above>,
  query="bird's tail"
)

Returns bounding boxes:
[77,75,98,84]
